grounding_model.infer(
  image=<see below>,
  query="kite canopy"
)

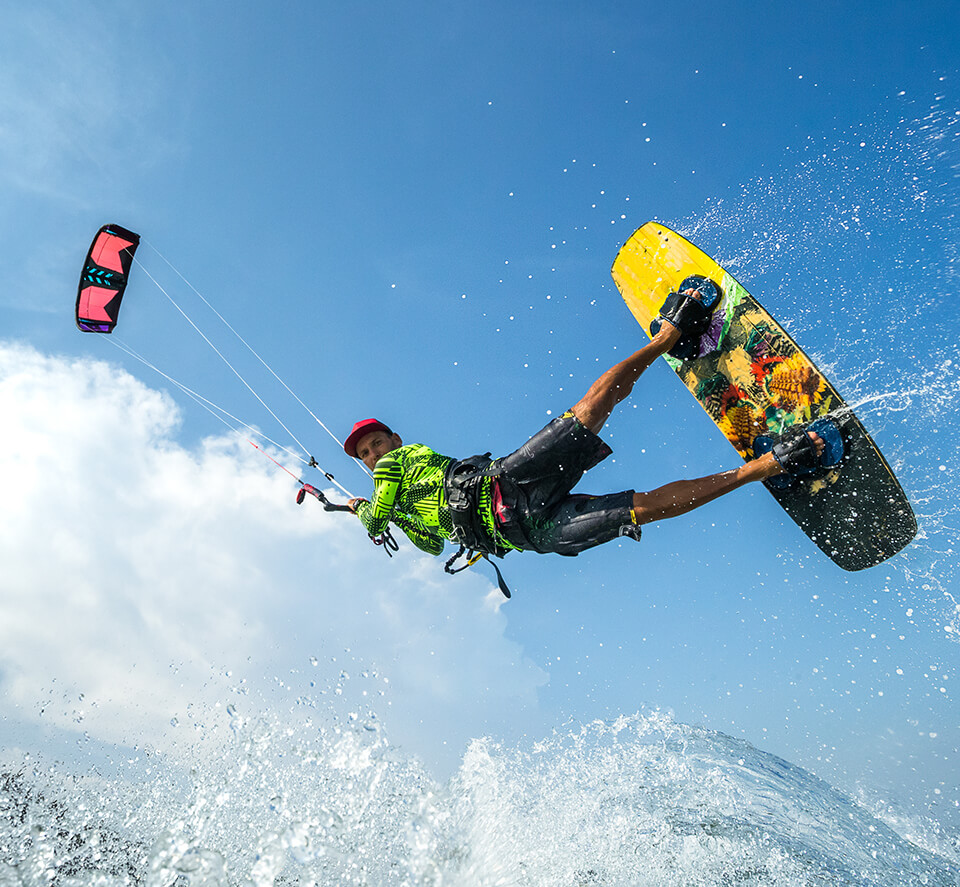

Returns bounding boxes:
[76,224,141,333]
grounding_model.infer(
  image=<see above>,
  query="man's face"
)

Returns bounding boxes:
[354,429,403,470]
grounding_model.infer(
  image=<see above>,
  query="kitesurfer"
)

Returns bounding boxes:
[345,289,829,561]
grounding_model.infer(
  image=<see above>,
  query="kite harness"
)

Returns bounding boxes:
[443,454,513,598]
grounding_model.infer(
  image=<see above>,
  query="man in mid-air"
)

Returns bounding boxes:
[344,285,834,563]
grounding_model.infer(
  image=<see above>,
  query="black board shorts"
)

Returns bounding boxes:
[494,410,639,556]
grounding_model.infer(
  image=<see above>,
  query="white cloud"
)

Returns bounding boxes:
[0,343,547,774]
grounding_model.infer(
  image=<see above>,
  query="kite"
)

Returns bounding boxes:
[76,224,140,333]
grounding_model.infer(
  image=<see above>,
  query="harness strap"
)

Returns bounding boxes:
[444,545,512,599]
[485,557,512,599]
[370,528,399,556]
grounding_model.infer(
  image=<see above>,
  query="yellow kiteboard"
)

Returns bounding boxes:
[612,221,916,571]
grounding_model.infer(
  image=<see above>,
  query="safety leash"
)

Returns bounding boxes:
[444,546,512,599]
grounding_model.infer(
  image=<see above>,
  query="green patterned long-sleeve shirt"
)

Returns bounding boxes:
[353,444,516,556]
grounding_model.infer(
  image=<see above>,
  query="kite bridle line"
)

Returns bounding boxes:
[107,337,396,554]
[249,439,398,556]
[105,250,399,553]
[128,247,374,474]
[140,241,357,467]
[107,336,347,489]
[132,258,330,468]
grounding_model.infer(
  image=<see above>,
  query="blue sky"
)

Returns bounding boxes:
[1,1,958,829]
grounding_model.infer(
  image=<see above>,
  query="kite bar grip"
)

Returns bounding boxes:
[296,483,354,512]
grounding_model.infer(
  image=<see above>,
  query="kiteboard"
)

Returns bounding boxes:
[611,221,916,571]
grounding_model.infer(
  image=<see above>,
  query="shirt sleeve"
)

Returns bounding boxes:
[355,451,403,536]
[354,451,446,556]
[391,514,447,556]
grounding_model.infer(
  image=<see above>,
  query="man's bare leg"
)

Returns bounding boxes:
[571,307,824,525]
[631,438,823,525]
[572,324,682,434]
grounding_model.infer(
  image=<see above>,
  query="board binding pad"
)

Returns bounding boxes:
[611,221,916,571]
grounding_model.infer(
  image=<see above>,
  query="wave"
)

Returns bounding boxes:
[2,711,957,887]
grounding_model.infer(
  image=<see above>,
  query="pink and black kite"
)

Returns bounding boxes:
[76,224,140,333]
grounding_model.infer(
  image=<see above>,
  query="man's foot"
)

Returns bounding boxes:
[757,431,824,480]
[651,315,684,349]
[754,417,844,489]
[649,277,721,360]
[650,284,709,350]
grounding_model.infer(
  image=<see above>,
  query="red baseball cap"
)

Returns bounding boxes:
[344,418,393,458]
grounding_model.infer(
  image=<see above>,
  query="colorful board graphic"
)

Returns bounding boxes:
[611,221,916,571]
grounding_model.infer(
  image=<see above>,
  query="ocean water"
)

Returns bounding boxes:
[2,711,957,887]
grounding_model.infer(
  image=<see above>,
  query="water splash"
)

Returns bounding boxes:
[2,711,957,887]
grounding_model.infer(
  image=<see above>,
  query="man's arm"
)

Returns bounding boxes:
[352,500,446,556]
[353,452,404,536]
[390,513,446,556]
[351,451,447,556]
